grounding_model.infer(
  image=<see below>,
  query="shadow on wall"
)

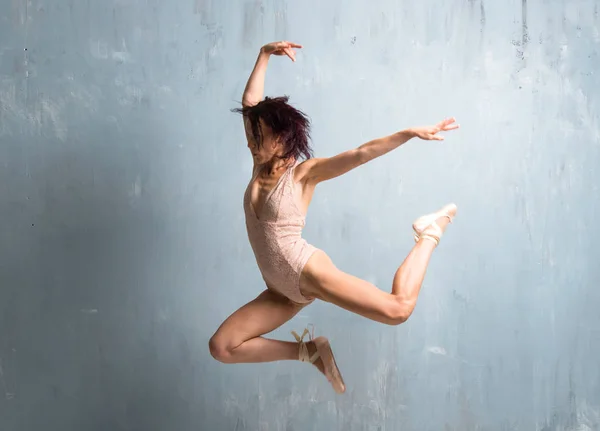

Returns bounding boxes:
[0,115,224,430]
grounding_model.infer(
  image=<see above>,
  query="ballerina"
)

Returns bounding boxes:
[209,41,460,394]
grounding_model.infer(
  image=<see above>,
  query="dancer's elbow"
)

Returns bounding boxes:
[384,299,414,325]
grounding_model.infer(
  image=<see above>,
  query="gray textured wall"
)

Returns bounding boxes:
[1,0,599,430]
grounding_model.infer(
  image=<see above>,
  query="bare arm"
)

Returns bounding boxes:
[239,42,302,148]
[299,118,460,184]
[242,52,270,107]
[241,41,302,107]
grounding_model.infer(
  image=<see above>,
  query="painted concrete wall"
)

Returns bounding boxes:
[1,0,599,430]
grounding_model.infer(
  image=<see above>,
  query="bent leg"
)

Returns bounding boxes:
[209,289,307,364]
[209,288,343,392]
[300,215,451,325]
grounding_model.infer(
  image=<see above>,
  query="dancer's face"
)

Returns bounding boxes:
[248,119,283,164]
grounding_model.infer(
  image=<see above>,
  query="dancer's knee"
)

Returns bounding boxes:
[208,335,234,363]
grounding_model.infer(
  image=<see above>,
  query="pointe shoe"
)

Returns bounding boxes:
[412,203,458,246]
[292,328,346,394]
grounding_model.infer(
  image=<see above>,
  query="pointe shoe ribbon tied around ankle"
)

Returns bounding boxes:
[291,327,346,394]
[412,203,457,246]
[292,327,320,363]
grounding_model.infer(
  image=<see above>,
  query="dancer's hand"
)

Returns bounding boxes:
[261,41,302,62]
[409,118,459,141]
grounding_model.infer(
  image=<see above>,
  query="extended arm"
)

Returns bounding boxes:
[241,41,301,107]
[299,118,459,184]
[241,51,270,107]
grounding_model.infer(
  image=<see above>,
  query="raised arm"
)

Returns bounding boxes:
[241,41,302,107]
[298,118,460,184]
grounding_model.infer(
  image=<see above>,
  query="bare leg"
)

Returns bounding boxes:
[209,289,303,363]
[209,289,324,373]
[300,214,451,325]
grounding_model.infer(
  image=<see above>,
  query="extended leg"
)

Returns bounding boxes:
[300,204,456,325]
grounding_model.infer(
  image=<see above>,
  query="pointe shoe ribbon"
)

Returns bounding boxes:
[291,326,346,394]
[291,326,319,363]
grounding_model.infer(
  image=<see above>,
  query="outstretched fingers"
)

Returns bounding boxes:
[283,47,297,61]
[278,41,302,61]
[428,117,459,140]
[285,42,303,49]
[438,117,460,131]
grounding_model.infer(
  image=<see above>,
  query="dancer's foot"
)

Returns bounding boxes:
[306,341,326,375]
[412,203,457,246]
[293,329,346,394]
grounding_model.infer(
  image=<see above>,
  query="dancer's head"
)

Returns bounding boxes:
[232,96,313,164]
